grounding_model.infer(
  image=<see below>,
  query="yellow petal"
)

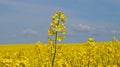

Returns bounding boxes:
[52,16,57,20]
[61,16,66,22]
[60,23,66,30]
[50,23,56,27]
[55,26,61,31]
[56,11,63,16]
[53,18,59,24]
[57,36,65,42]
[54,13,58,17]
[48,29,55,35]
[61,30,66,34]
[88,37,94,42]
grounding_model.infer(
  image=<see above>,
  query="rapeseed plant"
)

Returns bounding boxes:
[48,11,66,67]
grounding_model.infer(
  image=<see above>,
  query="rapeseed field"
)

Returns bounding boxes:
[0,39,120,67]
[0,11,120,67]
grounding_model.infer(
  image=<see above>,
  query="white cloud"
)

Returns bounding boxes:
[22,28,39,35]
[112,30,120,34]
[66,23,96,36]
[78,24,95,32]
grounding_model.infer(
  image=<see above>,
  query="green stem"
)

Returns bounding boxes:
[52,16,60,67]
[88,49,90,67]
[51,31,57,67]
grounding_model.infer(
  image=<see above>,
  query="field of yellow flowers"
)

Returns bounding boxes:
[0,39,120,67]
[0,11,120,67]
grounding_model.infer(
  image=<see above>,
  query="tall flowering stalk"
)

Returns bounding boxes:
[48,11,66,67]
[85,37,96,67]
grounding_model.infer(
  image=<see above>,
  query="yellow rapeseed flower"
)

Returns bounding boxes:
[56,11,63,16]
[57,35,65,42]
[60,15,66,22]
[53,18,59,24]
[50,23,56,27]
[54,13,58,17]
[60,23,65,29]
[55,26,61,31]
[61,30,66,34]
[88,37,94,42]
[52,16,56,20]
[48,28,55,35]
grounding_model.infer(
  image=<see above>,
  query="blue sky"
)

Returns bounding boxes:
[0,0,120,43]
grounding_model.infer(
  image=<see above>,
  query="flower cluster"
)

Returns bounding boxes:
[48,11,66,45]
